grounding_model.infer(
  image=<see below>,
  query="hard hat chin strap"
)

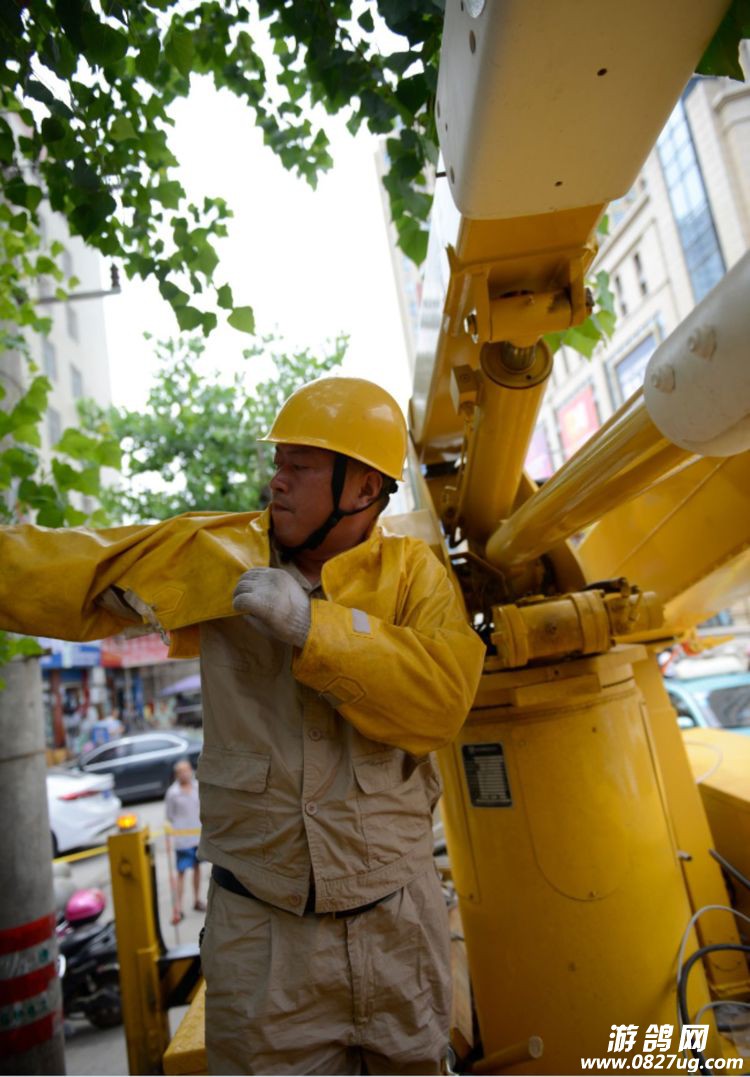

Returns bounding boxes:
[274,453,392,561]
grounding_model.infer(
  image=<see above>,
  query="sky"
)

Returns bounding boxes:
[103,77,414,414]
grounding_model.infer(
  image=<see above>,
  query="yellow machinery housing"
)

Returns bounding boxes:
[440,647,723,1071]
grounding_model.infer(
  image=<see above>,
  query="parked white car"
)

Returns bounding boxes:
[47,768,122,858]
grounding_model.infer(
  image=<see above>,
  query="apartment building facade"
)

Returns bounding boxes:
[1,206,114,476]
[530,61,750,477]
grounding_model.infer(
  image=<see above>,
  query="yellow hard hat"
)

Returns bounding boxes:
[261,377,407,480]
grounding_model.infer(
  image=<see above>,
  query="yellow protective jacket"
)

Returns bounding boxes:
[0,511,485,756]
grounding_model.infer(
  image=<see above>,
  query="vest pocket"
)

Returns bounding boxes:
[352,751,433,867]
[197,746,271,863]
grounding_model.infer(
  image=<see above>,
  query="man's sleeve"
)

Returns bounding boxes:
[0,511,266,643]
[292,545,485,756]
[0,522,148,640]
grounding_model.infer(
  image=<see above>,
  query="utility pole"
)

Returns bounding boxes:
[0,658,65,1075]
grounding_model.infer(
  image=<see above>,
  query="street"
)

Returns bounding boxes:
[59,797,201,1076]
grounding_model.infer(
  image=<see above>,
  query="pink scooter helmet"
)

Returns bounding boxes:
[64,888,106,926]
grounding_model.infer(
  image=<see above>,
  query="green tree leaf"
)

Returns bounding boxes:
[136,36,161,79]
[6,178,43,212]
[227,306,255,334]
[696,0,750,79]
[36,501,67,527]
[175,305,204,331]
[81,16,129,66]
[164,26,196,77]
[11,425,42,447]
[217,284,234,310]
[55,428,99,460]
[111,116,137,142]
[41,116,66,142]
[64,505,90,526]
[0,120,14,163]
[1,446,38,480]
[155,181,184,209]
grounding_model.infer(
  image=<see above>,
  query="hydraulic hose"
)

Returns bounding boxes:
[677,943,750,1076]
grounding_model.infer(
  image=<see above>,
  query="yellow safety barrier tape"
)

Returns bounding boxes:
[52,824,201,864]
[53,844,109,865]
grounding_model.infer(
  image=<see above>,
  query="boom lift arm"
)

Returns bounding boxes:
[408,1,750,1073]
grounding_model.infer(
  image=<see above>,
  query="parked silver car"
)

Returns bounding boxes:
[74,731,202,804]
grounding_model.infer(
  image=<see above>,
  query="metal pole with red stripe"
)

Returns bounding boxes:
[0,913,62,1061]
[0,659,65,1074]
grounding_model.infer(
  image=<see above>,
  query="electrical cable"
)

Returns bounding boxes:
[683,741,724,784]
[676,904,750,1019]
[693,998,750,1032]
[678,944,750,1076]
[674,904,750,1069]
[710,849,750,894]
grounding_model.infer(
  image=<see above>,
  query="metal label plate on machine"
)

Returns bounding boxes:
[462,743,513,807]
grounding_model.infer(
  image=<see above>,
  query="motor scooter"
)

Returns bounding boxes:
[56,887,122,1029]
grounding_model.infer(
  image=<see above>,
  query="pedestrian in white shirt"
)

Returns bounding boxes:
[165,759,204,924]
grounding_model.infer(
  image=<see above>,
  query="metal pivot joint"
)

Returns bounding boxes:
[490,582,663,669]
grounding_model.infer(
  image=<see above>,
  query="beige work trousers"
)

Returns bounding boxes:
[201,866,451,1075]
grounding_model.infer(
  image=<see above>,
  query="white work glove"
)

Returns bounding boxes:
[232,567,311,649]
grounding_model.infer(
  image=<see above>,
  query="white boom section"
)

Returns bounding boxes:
[436,0,731,220]
[643,251,750,457]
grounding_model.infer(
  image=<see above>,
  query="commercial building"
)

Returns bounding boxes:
[531,60,750,476]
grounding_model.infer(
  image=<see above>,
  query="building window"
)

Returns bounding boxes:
[657,98,725,302]
[70,364,83,399]
[42,338,57,380]
[613,274,628,317]
[525,425,554,483]
[48,407,62,447]
[61,248,74,279]
[556,384,600,460]
[608,178,646,230]
[614,333,657,402]
[65,302,79,341]
[633,251,648,295]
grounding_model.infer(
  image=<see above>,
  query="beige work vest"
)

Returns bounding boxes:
[196,560,441,916]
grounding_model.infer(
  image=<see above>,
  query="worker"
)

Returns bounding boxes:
[197,377,485,1075]
[0,376,485,1075]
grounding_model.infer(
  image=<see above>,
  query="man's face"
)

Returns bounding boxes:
[268,445,335,548]
[175,761,193,785]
